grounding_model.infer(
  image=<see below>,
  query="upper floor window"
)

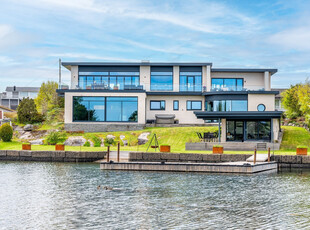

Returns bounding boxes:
[78,72,140,90]
[211,78,243,91]
[187,101,202,110]
[206,100,247,111]
[180,72,202,92]
[150,100,165,110]
[150,67,173,91]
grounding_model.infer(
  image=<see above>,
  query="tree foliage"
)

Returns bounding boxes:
[0,123,13,142]
[282,79,310,126]
[17,97,44,124]
[35,81,63,115]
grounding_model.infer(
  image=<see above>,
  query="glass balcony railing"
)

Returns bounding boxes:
[211,85,266,92]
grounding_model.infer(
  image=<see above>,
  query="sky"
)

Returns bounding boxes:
[0,0,310,91]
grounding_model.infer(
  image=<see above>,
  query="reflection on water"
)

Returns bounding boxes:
[0,162,310,229]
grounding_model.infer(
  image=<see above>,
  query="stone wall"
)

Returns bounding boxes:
[65,123,144,132]
[0,150,106,162]
[129,152,310,168]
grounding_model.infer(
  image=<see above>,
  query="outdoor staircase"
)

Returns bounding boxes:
[256,143,267,150]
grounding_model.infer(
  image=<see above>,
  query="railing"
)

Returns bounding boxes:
[210,85,266,92]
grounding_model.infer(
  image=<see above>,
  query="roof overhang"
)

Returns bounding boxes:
[211,68,278,76]
[203,91,280,96]
[194,111,283,120]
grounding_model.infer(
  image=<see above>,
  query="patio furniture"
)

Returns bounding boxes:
[155,114,175,124]
[196,132,203,142]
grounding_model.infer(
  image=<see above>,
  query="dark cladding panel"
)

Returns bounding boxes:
[79,66,139,72]
[180,66,202,72]
[151,66,173,72]
[205,94,248,101]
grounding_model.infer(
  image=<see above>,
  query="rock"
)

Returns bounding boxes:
[122,140,128,146]
[120,135,125,140]
[107,135,115,139]
[23,124,34,131]
[138,132,150,145]
[14,126,24,132]
[29,139,44,145]
[64,136,86,146]
[19,132,35,140]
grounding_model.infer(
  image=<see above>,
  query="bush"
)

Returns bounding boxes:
[84,141,91,147]
[104,138,115,147]
[92,136,101,147]
[45,131,66,145]
[0,123,13,142]
[17,97,44,124]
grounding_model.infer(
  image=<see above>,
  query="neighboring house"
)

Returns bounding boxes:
[0,86,40,110]
[271,88,287,111]
[57,61,282,143]
[0,105,15,126]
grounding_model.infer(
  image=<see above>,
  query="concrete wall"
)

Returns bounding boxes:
[221,118,226,142]
[211,72,265,91]
[0,150,106,162]
[146,95,205,124]
[71,66,79,89]
[272,118,280,141]
[248,94,275,111]
[140,66,150,91]
[64,92,146,124]
[173,66,179,92]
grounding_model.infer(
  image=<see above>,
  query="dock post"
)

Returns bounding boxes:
[107,146,110,162]
[117,142,120,162]
[254,148,256,164]
[268,147,270,162]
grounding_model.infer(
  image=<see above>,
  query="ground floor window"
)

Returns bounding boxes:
[227,120,271,141]
[150,100,165,110]
[187,101,202,110]
[73,96,138,122]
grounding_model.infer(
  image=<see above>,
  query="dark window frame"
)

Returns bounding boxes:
[179,72,202,92]
[150,100,166,110]
[173,100,179,111]
[257,104,266,111]
[186,100,202,111]
[150,71,173,91]
[211,78,244,91]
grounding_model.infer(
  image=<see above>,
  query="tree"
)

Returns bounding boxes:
[35,81,63,115]
[296,79,310,125]
[17,97,43,124]
[282,84,302,119]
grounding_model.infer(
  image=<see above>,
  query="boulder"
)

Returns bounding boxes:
[120,135,125,140]
[23,124,34,131]
[29,139,44,145]
[122,140,128,146]
[107,135,115,139]
[14,126,24,132]
[138,132,150,145]
[19,132,35,140]
[64,136,86,146]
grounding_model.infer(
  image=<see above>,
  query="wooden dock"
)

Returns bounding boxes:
[100,161,277,174]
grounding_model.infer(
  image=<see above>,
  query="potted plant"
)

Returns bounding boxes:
[213,145,223,154]
[296,145,308,155]
[22,142,31,150]
[113,85,119,90]
[160,145,171,152]
[86,85,92,90]
[55,142,65,151]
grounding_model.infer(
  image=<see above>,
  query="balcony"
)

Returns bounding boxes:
[211,85,266,92]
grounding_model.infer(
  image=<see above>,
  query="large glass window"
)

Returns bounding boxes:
[187,101,202,110]
[150,101,165,110]
[211,78,243,91]
[73,96,138,122]
[180,72,202,92]
[150,72,173,91]
[78,72,140,90]
[206,100,247,111]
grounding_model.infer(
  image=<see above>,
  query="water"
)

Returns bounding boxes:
[0,162,310,229]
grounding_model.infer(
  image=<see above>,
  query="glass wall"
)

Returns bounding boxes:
[78,72,139,90]
[211,78,243,91]
[206,100,247,111]
[187,101,202,110]
[73,96,138,122]
[180,72,202,92]
[150,72,173,91]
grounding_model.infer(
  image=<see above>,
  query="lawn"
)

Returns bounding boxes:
[0,126,308,155]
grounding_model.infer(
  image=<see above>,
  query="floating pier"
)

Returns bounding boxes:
[100,161,277,174]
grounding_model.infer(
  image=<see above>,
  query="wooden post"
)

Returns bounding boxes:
[117,142,120,162]
[107,146,110,162]
[254,148,257,164]
[268,147,270,162]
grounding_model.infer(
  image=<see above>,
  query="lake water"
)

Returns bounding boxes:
[0,162,310,229]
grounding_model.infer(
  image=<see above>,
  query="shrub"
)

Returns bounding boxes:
[0,123,13,142]
[92,136,101,147]
[84,141,91,147]
[17,97,44,124]
[213,145,223,147]
[104,138,115,147]
[45,131,66,145]
[297,145,308,148]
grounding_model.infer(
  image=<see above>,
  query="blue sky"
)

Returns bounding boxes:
[0,0,310,91]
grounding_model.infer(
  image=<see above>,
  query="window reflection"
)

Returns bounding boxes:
[150,72,173,91]
[211,78,244,91]
[180,72,202,92]
[206,100,247,111]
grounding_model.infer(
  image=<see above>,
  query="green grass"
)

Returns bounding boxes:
[0,126,309,155]
[280,126,310,150]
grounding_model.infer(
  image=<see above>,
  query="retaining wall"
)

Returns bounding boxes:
[129,152,310,168]
[0,150,106,162]
[65,123,144,132]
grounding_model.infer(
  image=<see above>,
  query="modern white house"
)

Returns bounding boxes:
[0,86,40,110]
[58,61,282,143]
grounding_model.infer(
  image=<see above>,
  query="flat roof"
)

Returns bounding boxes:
[212,68,278,75]
[5,87,40,92]
[62,62,213,70]
[194,111,283,120]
